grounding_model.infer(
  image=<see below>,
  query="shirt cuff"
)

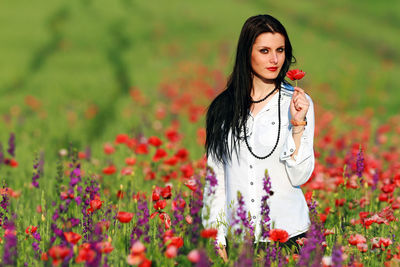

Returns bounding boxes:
[280,127,311,166]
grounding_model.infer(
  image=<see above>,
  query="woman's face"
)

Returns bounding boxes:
[250,32,286,81]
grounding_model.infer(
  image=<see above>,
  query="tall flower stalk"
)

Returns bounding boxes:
[2,218,18,265]
[231,191,254,239]
[356,146,364,183]
[7,133,15,158]
[260,170,272,240]
[298,200,325,266]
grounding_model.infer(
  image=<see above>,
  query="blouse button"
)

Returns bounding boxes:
[252,216,256,219]
[272,121,275,125]
[290,148,294,152]
[249,165,253,168]
[250,182,253,185]
[251,199,254,202]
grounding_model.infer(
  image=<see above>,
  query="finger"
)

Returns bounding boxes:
[294,87,305,93]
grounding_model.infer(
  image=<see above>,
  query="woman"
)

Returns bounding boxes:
[201,14,315,261]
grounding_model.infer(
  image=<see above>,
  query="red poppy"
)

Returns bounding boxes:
[200,228,218,239]
[185,215,193,224]
[48,245,70,266]
[187,249,200,263]
[153,148,167,161]
[125,157,137,166]
[180,164,194,178]
[286,69,306,81]
[154,199,167,210]
[64,232,82,245]
[131,241,146,255]
[335,198,346,207]
[161,185,172,199]
[115,134,130,144]
[382,184,396,194]
[25,225,38,235]
[159,213,171,229]
[96,220,110,232]
[75,246,96,263]
[152,189,160,201]
[96,241,114,254]
[148,136,162,147]
[102,165,116,175]
[165,245,178,258]
[90,199,103,211]
[136,144,149,155]
[41,252,48,261]
[175,148,189,161]
[78,152,86,159]
[121,167,133,176]
[319,213,327,223]
[165,129,180,143]
[117,211,134,223]
[172,199,186,210]
[125,138,138,150]
[117,190,125,199]
[163,156,179,166]
[348,234,367,246]
[184,179,197,191]
[103,143,115,155]
[166,236,184,249]
[8,159,18,167]
[269,229,289,243]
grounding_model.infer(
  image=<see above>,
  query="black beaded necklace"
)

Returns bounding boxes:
[250,86,278,103]
[244,86,281,160]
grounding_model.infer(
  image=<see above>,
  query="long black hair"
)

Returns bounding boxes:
[205,14,296,164]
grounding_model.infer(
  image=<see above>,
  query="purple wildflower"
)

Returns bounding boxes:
[260,170,272,239]
[356,146,364,181]
[32,152,44,188]
[130,196,150,244]
[234,235,254,267]
[172,191,185,232]
[205,166,218,196]
[0,186,10,226]
[189,175,203,243]
[331,243,342,267]
[2,220,17,265]
[231,191,254,238]
[195,249,212,267]
[7,133,15,157]
[298,200,325,266]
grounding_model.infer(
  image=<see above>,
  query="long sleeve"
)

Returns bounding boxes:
[201,154,227,246]
[280,95,315,187]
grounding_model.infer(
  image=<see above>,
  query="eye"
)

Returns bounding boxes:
[277,48,285,52]
[260,49,268,54]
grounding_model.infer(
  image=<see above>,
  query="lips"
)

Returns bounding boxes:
[267,67,278,71]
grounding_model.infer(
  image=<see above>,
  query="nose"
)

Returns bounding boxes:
[269,52,278,64]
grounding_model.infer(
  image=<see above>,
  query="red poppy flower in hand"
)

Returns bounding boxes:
[269,229,289,243]
[286,69,306,81]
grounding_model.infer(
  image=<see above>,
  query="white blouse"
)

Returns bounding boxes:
[201,82,315,246]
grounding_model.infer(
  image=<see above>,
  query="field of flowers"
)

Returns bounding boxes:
[1,0,400,266]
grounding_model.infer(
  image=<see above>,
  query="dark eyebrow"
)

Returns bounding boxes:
[256,46,285,49]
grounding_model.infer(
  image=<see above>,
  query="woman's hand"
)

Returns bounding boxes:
[217,246,228,263]
[290,87,310,122]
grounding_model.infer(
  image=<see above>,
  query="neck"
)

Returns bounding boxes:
[251,75,277,99]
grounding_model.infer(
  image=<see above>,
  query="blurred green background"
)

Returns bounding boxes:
[1,0,399,157]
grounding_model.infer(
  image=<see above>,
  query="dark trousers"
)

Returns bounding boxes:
[226,232,307,256]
